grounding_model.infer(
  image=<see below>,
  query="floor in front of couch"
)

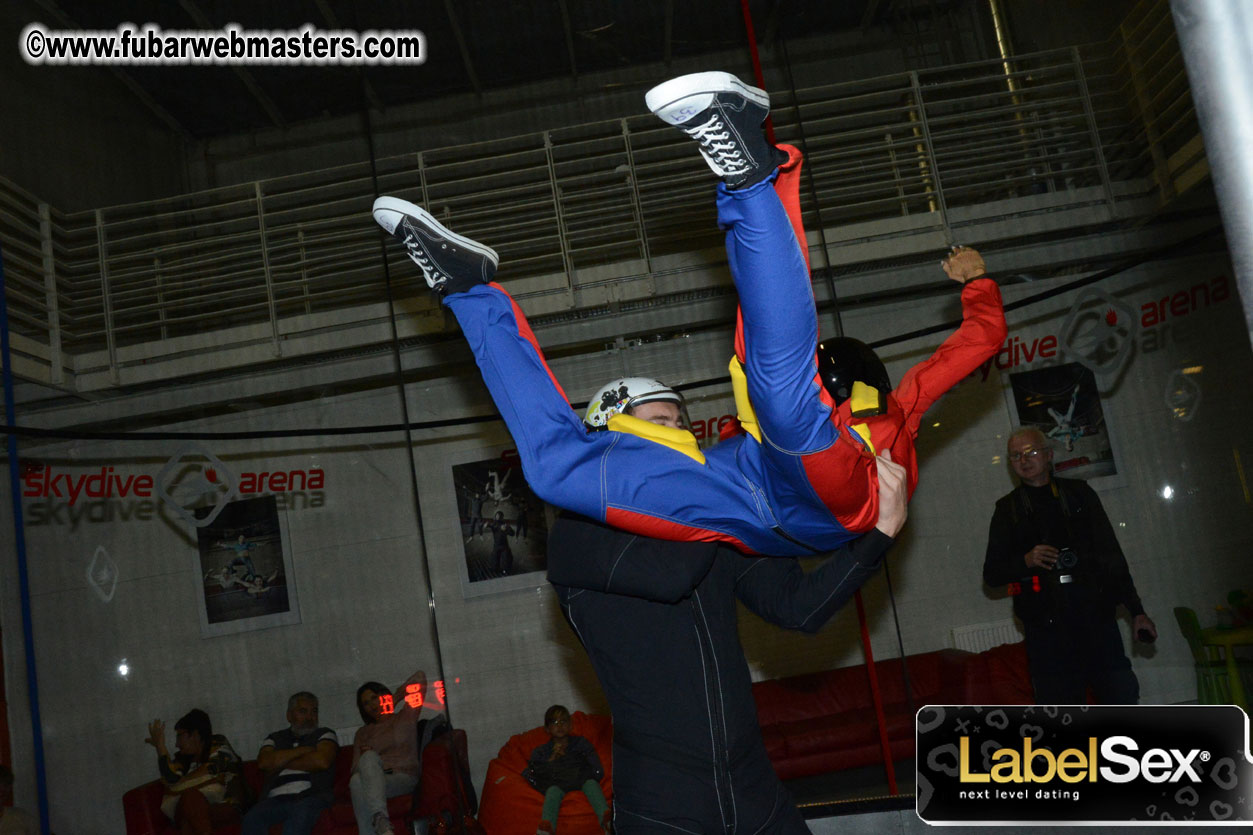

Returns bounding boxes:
[808,809,1197,834]
[796,751,1207,834]
[788,758,916,817]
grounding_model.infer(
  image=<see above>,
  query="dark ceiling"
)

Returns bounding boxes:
[36,0,892,138]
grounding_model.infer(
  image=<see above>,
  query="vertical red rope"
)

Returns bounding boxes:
[738,0,776,144]
[855,590,899,795]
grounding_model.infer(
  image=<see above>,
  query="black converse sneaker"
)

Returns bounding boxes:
[645,71,787,189]
[372,196,498,295]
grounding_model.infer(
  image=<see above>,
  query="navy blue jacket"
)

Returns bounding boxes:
[548,514,892,833]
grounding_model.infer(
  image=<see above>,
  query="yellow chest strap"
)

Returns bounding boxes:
[729,356,763,443]
[607,413,706,464]
[849,422,875,453]
[732,355,879,453]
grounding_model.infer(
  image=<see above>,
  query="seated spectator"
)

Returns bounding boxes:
[350,670,429,835]
[0,765,36,835]
[241,692,338,835]
[522,706,610,835]
[143,709,244,834]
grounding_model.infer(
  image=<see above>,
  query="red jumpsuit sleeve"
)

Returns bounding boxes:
[893,277,1008,436]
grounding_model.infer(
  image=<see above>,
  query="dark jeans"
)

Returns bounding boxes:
[615,776,809,835]
[240,793,330,835]
[492,544,513,575]
[1025,614,1139,704]
[230,555,257,582]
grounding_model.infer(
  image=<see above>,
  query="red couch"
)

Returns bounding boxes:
[752,642,1032,781]
[478,711,613,835]
[124,737,444,835]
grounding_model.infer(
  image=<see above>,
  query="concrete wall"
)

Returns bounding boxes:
[1,384,444,833]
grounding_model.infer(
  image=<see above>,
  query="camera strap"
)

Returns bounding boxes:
[1010,479,1076,547]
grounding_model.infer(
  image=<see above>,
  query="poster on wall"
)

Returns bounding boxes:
[194,495,300,637]
[1009,361,1116,479]
[452,449,551,598]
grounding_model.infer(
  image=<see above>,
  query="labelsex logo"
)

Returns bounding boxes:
[960,736,1207,785]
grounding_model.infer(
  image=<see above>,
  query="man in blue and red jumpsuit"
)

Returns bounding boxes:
[372,71,1006,558]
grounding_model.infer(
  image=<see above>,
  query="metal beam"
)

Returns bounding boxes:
[31,0,194,141]
[557,0,579,81]
[763,0,784,46]
[179,0,286,129]
[314,0,384,111]
[861,0,889,31]
[663,0,674,65]
[443,0,482,95]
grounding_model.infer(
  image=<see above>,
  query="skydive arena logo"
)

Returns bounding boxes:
[22,445,325,528]
[1058,288,1137,377]
[155,444,239,527]
[917,705,1252,824]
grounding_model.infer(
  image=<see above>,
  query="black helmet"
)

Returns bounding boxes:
[816,338,891,406]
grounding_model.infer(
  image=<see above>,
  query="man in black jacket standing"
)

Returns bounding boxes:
[546,452,908,834]
[983,427,1157,704]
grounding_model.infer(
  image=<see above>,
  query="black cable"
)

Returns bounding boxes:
[866,223,1223,350]
[779,35,844,337]
[882,560,918,722]
[1,414,497,442]
[358,61,456,727]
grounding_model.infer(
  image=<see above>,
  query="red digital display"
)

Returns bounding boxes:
[377,680,449,714]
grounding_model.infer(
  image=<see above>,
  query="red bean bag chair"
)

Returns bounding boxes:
[479,712,613,835]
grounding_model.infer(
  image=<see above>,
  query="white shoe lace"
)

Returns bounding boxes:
[683,115,750,176]
[403,231,448,288]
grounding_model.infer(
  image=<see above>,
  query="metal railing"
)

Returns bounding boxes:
[1,26,1197,381]
[1102,0,1203,195]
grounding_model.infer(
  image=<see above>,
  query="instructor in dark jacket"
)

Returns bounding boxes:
[983,427,1156,704]
[547,452,909,834]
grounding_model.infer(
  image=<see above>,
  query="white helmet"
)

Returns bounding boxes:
[583,377,684,428]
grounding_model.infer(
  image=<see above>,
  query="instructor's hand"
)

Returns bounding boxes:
[874,451,908,539]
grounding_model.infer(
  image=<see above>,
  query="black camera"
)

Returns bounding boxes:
[1056,547,1080,571]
